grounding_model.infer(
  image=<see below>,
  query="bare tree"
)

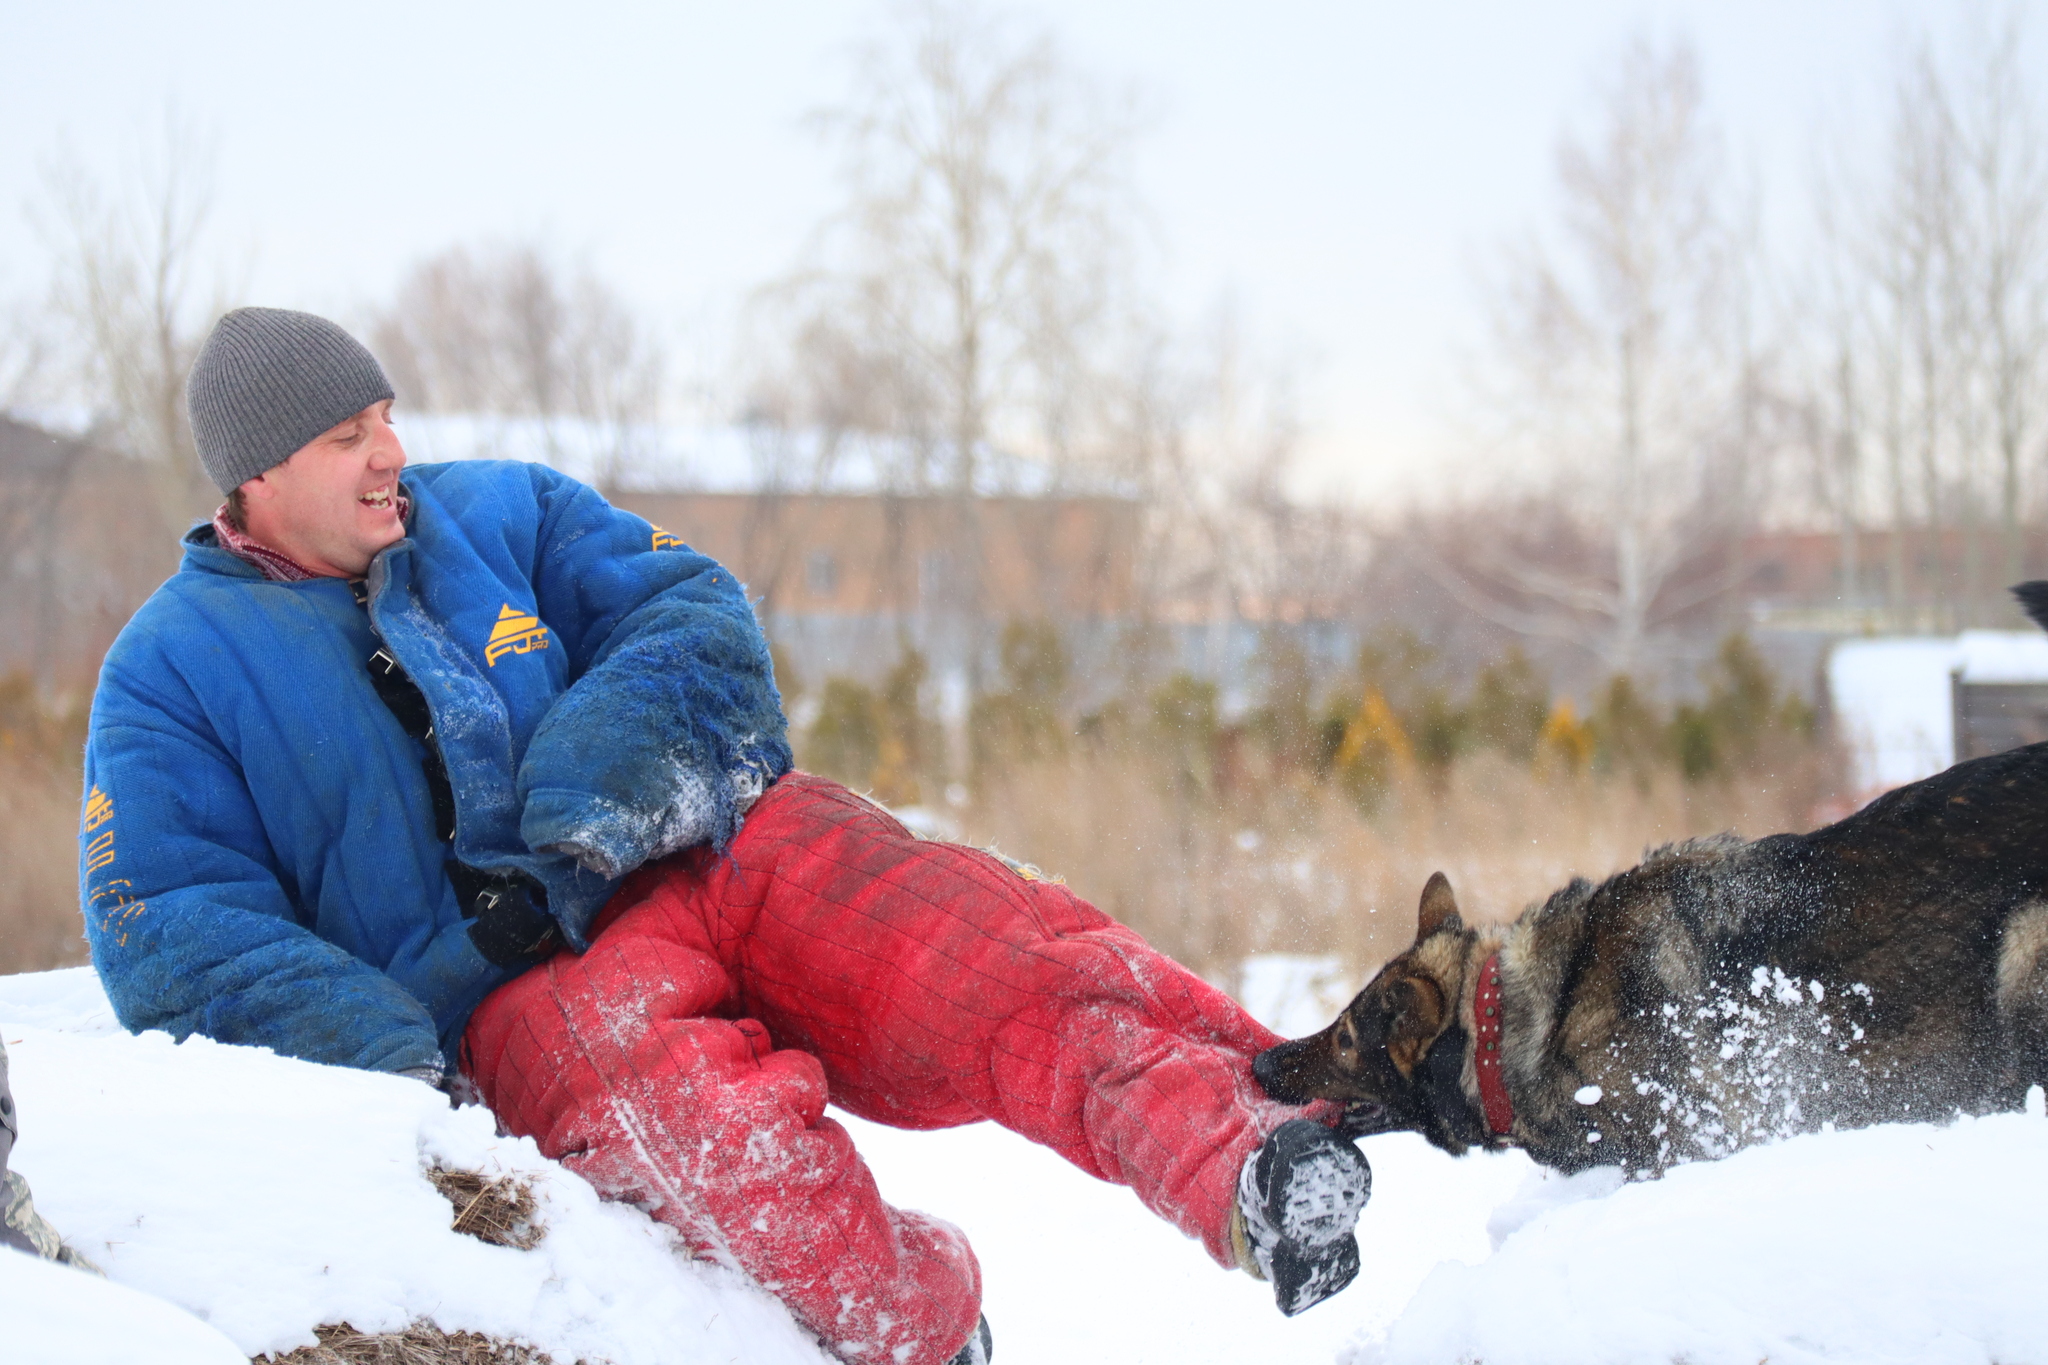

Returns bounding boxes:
[1450,35,1757,674]
[369,241,665,491]
[1110,301,1333,629]
[1862,53,1955,622]
[0,300,58,412]
[745,0,1146,699]
[35,114,223,523]
[1803,17,2048,629]
[1957,17,2048,606]
[796,2,1136,477]
[1797,128,1879,616]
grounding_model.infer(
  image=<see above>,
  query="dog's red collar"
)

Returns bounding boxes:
[1473,951,1514,1138]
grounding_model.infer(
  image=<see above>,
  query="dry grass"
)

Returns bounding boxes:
[426,1166,545,1251]
[963,744,1845,988]
[0,751,89,975]
[252,1172,555,1365]
[255,1323,559,1365]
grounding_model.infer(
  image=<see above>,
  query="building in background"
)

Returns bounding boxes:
[1827,631,2048,798]
[393,413,1148,700]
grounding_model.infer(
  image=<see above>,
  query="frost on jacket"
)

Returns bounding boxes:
[77,460,791,1071]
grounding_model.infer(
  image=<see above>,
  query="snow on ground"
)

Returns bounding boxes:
[1351,1103,2048,1365]
[2,1244,247,1365]
[0,968,821,1365]
[5,965,2047,1364]
[839,1116,1527,1365]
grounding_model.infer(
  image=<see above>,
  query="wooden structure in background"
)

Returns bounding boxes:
[1952,679,2048,762]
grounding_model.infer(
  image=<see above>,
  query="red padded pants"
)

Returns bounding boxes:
[462,772,1302,1365]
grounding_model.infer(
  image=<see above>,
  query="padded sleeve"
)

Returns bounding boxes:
[81,668,442,1073]
[515,466,791,878]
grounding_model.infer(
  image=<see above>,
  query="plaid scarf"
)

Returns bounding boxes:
[211,493,411,584]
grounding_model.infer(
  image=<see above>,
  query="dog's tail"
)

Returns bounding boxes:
[2014,581,2048,633]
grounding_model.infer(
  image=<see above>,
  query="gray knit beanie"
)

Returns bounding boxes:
[187,307,395,493]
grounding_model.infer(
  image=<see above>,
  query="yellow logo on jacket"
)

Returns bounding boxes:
[651,525,685,552]
[84,785,114,832]
[82,785,120,877]
[485,604,551,666]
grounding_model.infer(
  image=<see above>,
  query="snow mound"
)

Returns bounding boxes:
[7,966,2045,1365]
[1345,1104,2048,1365]
[0,964,121,1035]
[1,969,826,1365]
[0,1246,245,1365]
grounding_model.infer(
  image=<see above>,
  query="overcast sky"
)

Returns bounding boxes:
[3,1,2042,502]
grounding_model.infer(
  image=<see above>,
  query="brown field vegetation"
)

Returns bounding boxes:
[0,673,88,975]
[958,746,1839,990]
[0,759,87,975]
[0,735,1841,986]
[793,622,1846,991]
[0,629,1846,994]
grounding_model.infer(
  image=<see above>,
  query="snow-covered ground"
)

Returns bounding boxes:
[4,965,2045,1365]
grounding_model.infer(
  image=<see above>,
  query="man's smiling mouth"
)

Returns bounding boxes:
[360,487,393,510]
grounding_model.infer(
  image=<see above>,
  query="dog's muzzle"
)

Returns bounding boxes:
[1251,1045,1290,1097]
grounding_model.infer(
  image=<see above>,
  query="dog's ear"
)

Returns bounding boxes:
[1385,972,1449,1078]
[1416,871,1462,943]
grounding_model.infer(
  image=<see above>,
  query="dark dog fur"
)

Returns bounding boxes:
[1255,739,2048,1177]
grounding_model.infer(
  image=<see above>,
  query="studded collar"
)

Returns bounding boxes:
[1472,951,1514,1137]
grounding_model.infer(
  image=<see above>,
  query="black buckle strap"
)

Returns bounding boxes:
[365,645,458,844]
[354,585,559,967]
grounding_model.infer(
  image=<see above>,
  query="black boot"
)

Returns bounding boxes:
[947,1314,992,1365]
[1235,1119,1371,1316]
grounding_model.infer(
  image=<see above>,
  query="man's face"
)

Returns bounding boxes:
[238,400,407,577]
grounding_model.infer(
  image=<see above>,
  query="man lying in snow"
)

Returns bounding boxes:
[77,308,1372,1365]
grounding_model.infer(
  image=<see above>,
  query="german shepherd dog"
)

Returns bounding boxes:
[1255,594,2048,1176]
